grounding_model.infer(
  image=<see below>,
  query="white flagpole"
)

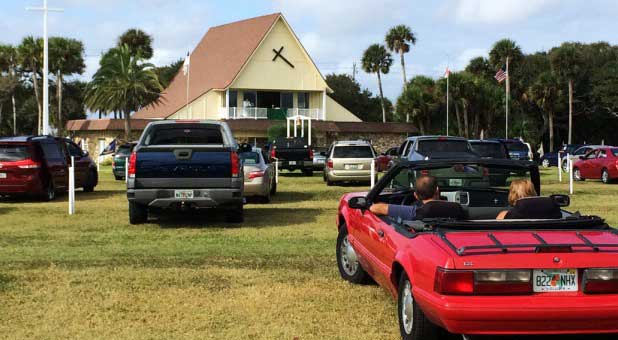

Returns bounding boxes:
[26,0,63,135]
[505,57,510,139]
[446,71,449,136]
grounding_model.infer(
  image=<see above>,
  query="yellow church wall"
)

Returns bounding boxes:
[326,96,362,122]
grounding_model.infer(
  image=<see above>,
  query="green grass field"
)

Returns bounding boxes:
[1,167,617,339]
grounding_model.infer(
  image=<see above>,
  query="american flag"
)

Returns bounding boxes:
[494,65,507,83]
[444,66,451,79]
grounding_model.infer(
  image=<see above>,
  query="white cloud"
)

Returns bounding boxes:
[453,0,559,24]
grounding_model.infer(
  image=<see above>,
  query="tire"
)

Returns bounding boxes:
[270,180,277,196]
[542,159,550,168]
[398,272,440,340]
[336,224,368,284]
[114,174,123,181]
[261,190,272,204]
[129,202,148,224]
[40,180,56,202]
[327,179,334,186]
[602,168,611,184]
[303,169,313,177]
[83,169,97,192]
[562,160,570,173]
[226,205,244,223]
[573,167,585,181]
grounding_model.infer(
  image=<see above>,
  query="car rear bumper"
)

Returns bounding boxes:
[244,179,269,197]
[326,170,372,182]
[278,160,312,170]
[0,178,43,195]
[127,188,243,208]
[414,288,618,335]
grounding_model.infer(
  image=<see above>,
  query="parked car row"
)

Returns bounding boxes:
[0,136,98,201]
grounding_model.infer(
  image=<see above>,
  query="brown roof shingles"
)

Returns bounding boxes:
[133,13,281,119]
[66,119,155,131]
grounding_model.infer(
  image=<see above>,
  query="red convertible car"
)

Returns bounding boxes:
[336,159,618,339]
[573,147,618,184]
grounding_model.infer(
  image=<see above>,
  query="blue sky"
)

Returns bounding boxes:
[2,0,618,102]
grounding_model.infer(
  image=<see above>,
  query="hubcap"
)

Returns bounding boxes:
[401,280,414,334]
[603,171,609,183]
[340,235,358,276]
[542,159,549,168]
[575,169,581,180]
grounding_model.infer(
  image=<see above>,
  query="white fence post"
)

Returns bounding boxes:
[125,156,129,183]
[273,157,279,184]
[558,151,563,182]
[569,157,574,194]
[68,156,75,215]
[370,159,376,188]
[97,155,100,172]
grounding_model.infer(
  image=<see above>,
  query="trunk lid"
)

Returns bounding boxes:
[0,143,39,184]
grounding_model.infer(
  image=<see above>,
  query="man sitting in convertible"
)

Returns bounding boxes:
[369,175,466,220]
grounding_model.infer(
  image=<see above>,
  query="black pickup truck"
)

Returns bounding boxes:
[268,137,313,176]
[126,120,244,224]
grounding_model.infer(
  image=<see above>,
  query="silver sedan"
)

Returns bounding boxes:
[240,148,276,203]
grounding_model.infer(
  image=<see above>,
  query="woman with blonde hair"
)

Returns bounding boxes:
[496,179,538,220]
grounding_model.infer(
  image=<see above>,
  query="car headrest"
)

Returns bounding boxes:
[416,200,467,220]
[505,197,562,220]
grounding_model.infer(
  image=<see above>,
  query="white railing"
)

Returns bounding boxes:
[220,107,268,119]
[286,108,324,120]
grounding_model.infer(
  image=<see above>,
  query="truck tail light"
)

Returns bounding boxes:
[327,159,333,169]
[270,148,277,159]
[248,170,264,180]
[309,148,314,159]
[231,152,240,177]
[584,269,618,294]
[435,268,532,295]
[128,152,137,178]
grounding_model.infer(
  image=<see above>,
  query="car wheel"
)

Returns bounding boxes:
[573,168,584,181]
[326,179,334,186]
[226,205,244,223]
[41,180,56,202]
[270,180,277,196]
[602,168,611,184]
[562,161,570,173]
[261,190,271,204]
[303,169,313,177]
[114,174,123,181]
[83,169,97,192]
[398,272,440,340]
[336,224,368,284]
[542,159,550,168]
[129,202,148,224]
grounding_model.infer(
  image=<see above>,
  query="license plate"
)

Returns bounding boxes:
[174,190,194,199]
[345,164,360,170]
[449,179,463,186]
[0,172,6,179]
[289,161,296,165]
[533,269,578,292]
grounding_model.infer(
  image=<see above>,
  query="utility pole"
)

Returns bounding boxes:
[505,56,510,139]
[352,62,357,81]
[27,0,63,136]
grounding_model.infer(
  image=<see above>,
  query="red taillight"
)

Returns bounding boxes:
[435,268,474,295]
[231,152,240,177]
[483,167,489,177]
[270,148,277,159]
[128,152,137,177]
[248,170,265,180]
[16,158,41,169]
[584,269,618,294]
[327,159,333,169]
[309,148,314,159]
[435,268,532,295]
[615,160,618,171]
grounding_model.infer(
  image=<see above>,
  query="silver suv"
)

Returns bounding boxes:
[323,140,376,186]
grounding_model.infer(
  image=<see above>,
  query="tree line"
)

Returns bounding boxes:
[0,29,181,140]
[329,25,618,150]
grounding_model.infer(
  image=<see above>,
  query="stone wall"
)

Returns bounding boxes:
[320,132,410,153]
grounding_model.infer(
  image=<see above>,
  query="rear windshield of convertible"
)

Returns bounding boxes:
[143,125,224,145]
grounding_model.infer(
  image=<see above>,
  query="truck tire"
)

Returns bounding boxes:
[303,169,313,177]
[129,202,148,224]
[226,205,244,223]
[83,169,97,192]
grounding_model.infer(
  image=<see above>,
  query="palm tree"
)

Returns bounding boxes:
[118,29,154,59]
[85,44,162,140]
[385,25,416,84]
[49,37,85,136]
[550,42,584,144]
[396,76,436,134]
[528,72,561,151]
[0,44,19,135]
[17,36,43,134]
[362,44,393,123]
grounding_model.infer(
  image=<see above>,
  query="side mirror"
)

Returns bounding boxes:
[550,194,570,207]
[348,196,370,210]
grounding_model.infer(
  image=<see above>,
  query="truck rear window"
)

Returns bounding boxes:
[144,126,224,145]
[418,140,469,153]
[0,145,30,162]
[471,143,507,158]
[505,142,528,152]
[333,146,374,158]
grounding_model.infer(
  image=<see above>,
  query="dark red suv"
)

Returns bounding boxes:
[0,136,98,201]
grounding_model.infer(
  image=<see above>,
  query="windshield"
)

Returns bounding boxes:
[505,142,528,152]
[470,143,507,158]
[612,149,618,157]
[387,163,533,193]
[418,140,470,153]
[240,152,260,165]
[115,146,133,156]
[0,144,30,162]
[333,146,374,158]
